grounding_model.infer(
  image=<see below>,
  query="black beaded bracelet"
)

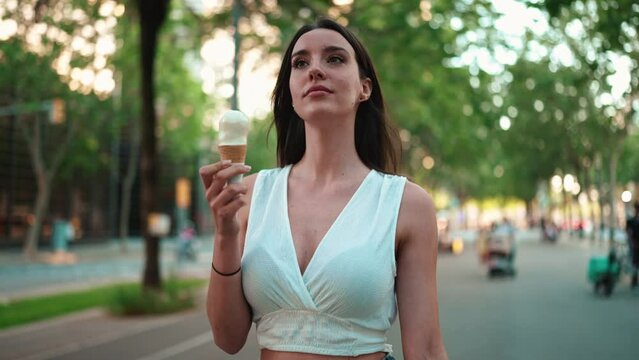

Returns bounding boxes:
[211,262,241,276]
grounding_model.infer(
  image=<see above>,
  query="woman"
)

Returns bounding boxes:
[199,18,448,360]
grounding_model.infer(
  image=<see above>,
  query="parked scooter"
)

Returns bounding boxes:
[588,250,621,297]
[481,221,516,278]
[587,237,636,297]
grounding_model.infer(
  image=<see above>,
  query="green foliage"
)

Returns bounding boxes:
[0,284,118,330]
[246,116,277,171]
[541,0,639,55]
[0,278,205,329]
[0,38,110,181]
[7,0,636,213]
[155,6,214,171]
[540,0,638,200]
[619,133,639,185]
[341,0,503,198]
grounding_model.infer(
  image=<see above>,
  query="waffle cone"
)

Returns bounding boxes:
[218,144,246,164]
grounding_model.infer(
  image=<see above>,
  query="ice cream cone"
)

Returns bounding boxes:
[218,110,250,184]
[218,144,247,164]
[218,144,247,184]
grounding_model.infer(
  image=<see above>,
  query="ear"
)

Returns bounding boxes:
[359,77,372,102]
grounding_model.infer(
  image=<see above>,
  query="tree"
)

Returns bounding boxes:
[135,0,170,290]
[538,0,639,234]
[0,1,123,257]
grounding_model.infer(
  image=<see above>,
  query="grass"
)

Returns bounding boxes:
[108,277,203,316]
[0,278,207,330]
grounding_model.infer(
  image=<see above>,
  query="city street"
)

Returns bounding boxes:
[3,2,638,359]
[2,233,639,360]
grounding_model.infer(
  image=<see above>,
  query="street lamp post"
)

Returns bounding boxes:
[4,113,16,238]
[231,0,241,110]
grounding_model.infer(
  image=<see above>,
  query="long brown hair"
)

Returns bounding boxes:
[271,18,400,174]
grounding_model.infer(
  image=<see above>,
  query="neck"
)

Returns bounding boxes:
[293,119,368,182]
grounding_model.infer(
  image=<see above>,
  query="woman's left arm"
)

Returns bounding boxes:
[395,182,448,360]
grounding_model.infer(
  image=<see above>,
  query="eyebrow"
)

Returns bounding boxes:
[291,46,350,58]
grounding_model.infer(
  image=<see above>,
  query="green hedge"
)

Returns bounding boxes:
[0,278,206,330]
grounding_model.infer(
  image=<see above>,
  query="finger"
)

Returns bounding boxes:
[215,196,248,220]
[209,183,248,210]
[199,161,232,189]
[206,182,247,205]
[209,164,251,195]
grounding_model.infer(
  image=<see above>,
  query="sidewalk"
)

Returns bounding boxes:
[0,238,258,360]
[0,236,213,302]
[0,290,221,360]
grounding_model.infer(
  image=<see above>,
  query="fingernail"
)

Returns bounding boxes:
[222,160,232,165]
[244,165,252,170]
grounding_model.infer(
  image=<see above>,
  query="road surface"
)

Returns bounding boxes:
[2,236,638,359]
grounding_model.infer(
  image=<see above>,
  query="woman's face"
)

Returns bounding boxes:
[289,28,371,123]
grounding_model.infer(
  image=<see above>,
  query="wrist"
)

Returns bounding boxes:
[212,262,241,276]
[211,246,241,275]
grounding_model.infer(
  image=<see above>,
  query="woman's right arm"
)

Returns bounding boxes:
[199,161,255,354]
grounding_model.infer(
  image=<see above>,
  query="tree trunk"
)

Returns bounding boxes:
[608,146,620,246]
[23,175,52,259]
[119,118,140,244]
[584,165,597,243]
[137,0,170,290]
[19,115,54,259]
[594,154,605,243]
[19,109,74,259]
[597,188,606,243]
[525,199,533,228]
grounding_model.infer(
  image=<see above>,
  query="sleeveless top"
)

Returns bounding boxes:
[242,165,407,356]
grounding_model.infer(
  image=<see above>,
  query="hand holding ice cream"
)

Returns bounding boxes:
[218,110,250,183]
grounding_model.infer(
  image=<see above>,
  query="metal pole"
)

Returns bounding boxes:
[231,0,241,109]
[109,72,122,240]
[109,129,120,238]
[6,114,16,238]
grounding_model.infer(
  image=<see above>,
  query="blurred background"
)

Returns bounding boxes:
[2,0,638,254]
[0,0,638,359]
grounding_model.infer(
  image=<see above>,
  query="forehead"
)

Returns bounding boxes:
[292,28,355,55]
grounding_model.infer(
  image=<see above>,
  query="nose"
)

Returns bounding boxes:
[308,63,325,81]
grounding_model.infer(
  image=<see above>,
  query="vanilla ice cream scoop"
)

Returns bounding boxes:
[218,110,250,183]
[219,110,249,146]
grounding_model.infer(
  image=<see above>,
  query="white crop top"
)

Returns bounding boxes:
[241,165,407,356]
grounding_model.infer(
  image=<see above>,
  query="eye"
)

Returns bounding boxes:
[327,55,344,64]
[292,58,308,69]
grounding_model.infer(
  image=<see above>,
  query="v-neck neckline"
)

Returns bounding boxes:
[283,165,375,279]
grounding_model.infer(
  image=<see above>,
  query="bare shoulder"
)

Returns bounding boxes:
[400,181,435,214]
[243,172,259,192]
[397,180,437,247]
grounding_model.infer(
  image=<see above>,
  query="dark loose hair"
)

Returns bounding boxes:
[271,18,400,174]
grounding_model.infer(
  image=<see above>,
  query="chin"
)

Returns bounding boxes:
[296,105,354,124]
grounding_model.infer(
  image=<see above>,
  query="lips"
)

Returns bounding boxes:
[304,85,332,97]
